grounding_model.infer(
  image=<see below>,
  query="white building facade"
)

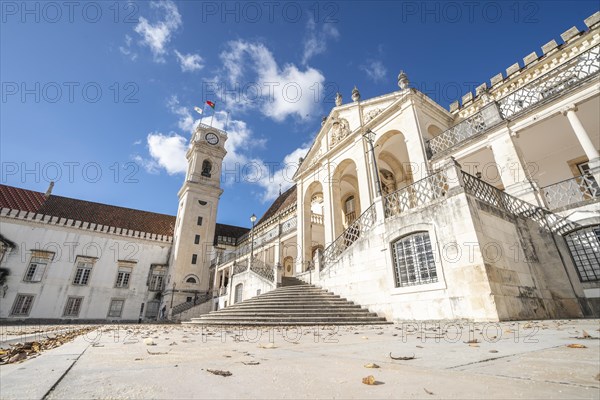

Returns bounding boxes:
[1,12,599,323]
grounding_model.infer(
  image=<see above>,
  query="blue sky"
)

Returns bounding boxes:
[1,0,598,228]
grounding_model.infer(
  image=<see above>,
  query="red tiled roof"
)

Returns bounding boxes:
[256,185,297,226]
[0,185,45,212]
[0,184,250,239]
[0,184,175,236]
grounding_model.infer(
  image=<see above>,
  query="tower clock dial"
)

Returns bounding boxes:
[205,132,219,145]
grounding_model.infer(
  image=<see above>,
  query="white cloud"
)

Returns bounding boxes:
[167,95,198,133]
[119,35,138,61]
[255,145,310,202]
[145,132,188,175]
[219,40,326,122]
[302,18,339,65]
[134,0,182,62]
[174,50,204,72]
[360,60,388,82]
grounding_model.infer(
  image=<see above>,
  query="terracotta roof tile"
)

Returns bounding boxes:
[0,184,250,240]
[0,185,45,212]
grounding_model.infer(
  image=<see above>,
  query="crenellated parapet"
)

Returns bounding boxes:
[448,11,600,118]
[0,207,173,243]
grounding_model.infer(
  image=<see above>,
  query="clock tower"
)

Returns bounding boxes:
[165,122,227,311]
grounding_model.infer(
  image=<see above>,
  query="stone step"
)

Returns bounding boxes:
[185,320,390,326]
[187,282,389,326]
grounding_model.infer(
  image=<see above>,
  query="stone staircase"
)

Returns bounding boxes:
[186,280,390,326]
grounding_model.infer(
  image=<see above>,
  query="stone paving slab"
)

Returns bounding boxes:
[0,320,598,399]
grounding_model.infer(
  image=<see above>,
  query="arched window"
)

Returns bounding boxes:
[201,160,212,177]
[565,225,600,282]
[391,231,437,287]
[185,277,197,284]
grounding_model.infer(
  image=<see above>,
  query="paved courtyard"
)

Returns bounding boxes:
[1,320,599,399]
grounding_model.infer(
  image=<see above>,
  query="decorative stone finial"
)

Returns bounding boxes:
[398,70,409,89]
[351,86,360,102]
[335,92,342,106]
[321,116,327,126]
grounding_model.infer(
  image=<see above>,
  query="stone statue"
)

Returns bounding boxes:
[335,92,342,106]
[380,169,397,195]
[398,70,409,90]
[351,86,360,102]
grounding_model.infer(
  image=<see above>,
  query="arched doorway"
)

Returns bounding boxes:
[331,159,362,238]
[283,256,294,277]
[303,181,325,269]
[375,130,413,195]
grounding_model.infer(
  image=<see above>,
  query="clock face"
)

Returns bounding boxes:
[205,132,219,145]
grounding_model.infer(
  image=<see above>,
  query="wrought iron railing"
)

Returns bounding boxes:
[427,45,600,157]
[249,257,275,282]
[541,169,600,210]
[232,261,247,275]
[320,203,377,274]
[384,170,449,218]
[461,172,578,235]
[171,291,211,316]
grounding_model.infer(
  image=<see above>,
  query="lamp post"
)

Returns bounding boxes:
[250,213,257,269]
[363,129,382,197]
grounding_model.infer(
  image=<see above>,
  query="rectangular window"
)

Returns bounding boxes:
[191,254,197,264]
[194,234,200,244]
[63,297,83,317]
[23,258,47,282]
[197,217,203,226]
[11,294,34,316]
[566,225,600,282]
[115,266,132,288]
[391,232,438,287]
[73,261,93,285]
[107,299,125,317]
[149,267,166,291]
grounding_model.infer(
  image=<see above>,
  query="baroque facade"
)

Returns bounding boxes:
[1,12,599,322]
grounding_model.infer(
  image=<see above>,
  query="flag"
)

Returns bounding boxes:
[206,100,216,109]
[193,106,203,115]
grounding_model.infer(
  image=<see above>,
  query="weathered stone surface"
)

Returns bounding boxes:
[506,63,520,76]
[490,73,503,86]
[561,26,580,42]
[584,11,600,28]
[462,92,473,105]
[523,51,538,66]
[542,39,558,54]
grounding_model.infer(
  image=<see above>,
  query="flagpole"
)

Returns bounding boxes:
[225,111,230,131]
[210,106,215,127]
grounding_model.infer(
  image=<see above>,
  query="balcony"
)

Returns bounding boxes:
[427,45,599,158]
[541,169,600,210]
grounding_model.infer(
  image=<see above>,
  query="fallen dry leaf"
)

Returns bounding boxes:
[258,343,277,349]
[147,349,170,355]
[362,375,376,385]
[489,350,499,353]
[389,352,415,360]
[566,344,587,348]
[464,339,479,344]
[424,388,434,395]
[207,369,232,377]
[242,361,260,365]
[364,363,380,368]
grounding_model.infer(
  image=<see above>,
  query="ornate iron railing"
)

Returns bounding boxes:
[384,170,449,218]
[249,257,275,282]
[498,46,599,119]
[541,169,600,210]
[427,45,600,157]
[232,261,247,275]
[171,291,211,316]
[427,105,501,155]
[461,172,578,235]
[320,203,377,274]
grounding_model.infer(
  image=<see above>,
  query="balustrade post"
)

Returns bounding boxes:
[442,157,465,190]
[373,196,385,223]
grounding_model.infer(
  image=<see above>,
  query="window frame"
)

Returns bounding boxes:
[565,225,600,283]
[115,266,133,288]
[72,257,95,286]
[63,296,84,317]
[390,231,439,289]
[107,298,125,318]
[11,294,35,316]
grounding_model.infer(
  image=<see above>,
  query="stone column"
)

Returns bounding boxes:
[274,232,282,285]
[563,105,600,182]
[295,180,305,274]
[322,162,335,245]
[489,128,545,206]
